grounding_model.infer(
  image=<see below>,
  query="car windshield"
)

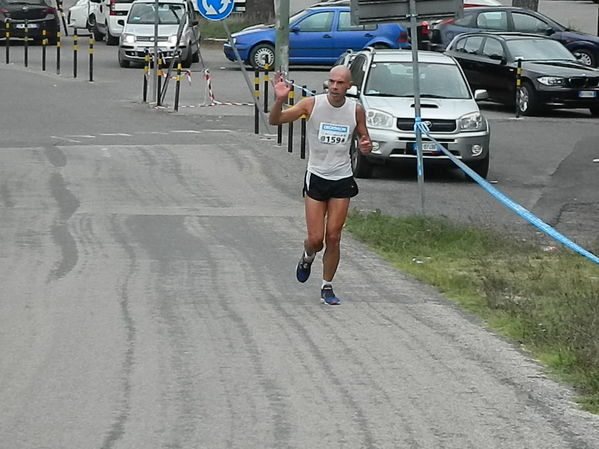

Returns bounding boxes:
[128,3,185,24]
[364,62,471,99]
[506,39,577,62]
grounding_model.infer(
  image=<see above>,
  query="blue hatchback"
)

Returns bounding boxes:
[223,4,410,69]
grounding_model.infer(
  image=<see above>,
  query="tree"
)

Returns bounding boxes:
[245,0,275,22]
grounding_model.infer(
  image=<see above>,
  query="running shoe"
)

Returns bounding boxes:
[296,255,313,283]
[320,285,340,305]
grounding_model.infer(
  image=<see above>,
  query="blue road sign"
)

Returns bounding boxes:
[196,0,235,21]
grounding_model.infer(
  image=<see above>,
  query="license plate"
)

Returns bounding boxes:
[16,23,38,29]
[578,91,596,98]
[411,142,440,154]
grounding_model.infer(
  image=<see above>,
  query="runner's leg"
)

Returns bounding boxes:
[304,196,327,255]
[322,198,350,282]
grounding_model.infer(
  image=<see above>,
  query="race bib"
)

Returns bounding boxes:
[318,123,350,145]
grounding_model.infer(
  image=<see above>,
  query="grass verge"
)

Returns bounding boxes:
[344,209,599,413]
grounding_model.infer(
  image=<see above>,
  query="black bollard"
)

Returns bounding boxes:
[5,18,10,64]
[254,70,260,134]
[287,82,294,153]
[174,60,182,111]
[41,26,47,71]
[142,49,149,102]
[88,36,94,82]
[515,58,522,118]
[263,65,269,113]
[73,29,78,78]
[24,20,29,67]
[56,31,61,74]
[300,85,307,160]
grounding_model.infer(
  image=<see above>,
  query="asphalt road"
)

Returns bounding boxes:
[1,7,599,448]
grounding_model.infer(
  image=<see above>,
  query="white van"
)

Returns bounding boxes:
[88,0,135,45]
[117,0,200,68]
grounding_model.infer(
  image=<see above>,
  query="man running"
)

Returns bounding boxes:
[269,66,372,305]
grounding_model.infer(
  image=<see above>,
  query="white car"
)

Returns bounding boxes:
[117,0,200,67]
[344,48,491,179]
[67,0,99,32]
[87,0,135,45]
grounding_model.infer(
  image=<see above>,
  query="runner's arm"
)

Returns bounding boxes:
[355,104,372,154]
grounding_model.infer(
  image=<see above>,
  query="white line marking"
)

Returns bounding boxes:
[51,136,81,143]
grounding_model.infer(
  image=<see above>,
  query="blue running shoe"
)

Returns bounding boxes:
[296,255,312,283]
[320,285,340,305]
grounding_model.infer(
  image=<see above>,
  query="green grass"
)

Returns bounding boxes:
[345,209,599,413]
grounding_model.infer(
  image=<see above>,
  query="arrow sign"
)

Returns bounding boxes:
[197,0,234,20]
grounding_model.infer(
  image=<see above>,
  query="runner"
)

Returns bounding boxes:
[269,66,372,305]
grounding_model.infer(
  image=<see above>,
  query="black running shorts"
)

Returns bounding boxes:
[303,171,359,201]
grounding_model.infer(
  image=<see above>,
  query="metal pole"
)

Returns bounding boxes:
[222,19,271,132]
[274,0,289,75]
[152,0,159,104]
[409,0,425,215]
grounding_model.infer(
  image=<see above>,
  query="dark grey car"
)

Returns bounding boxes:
[445,32,599,116]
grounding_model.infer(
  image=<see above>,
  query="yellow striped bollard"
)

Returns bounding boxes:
[157,52,163,106]
[88,36,94,81]
[263,64,269,113]
[254,69,260,134]
[300,85,307,159]
[174,60,182,111]
[56,31,61,74]
[41,26,47,71]
[73,29,78,78]
[142,49,149,102]
[515,57,522,118]
[24,20,29,67]
[287,81,294,153]
[5,18,10,64]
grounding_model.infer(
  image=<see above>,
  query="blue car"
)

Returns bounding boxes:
[223,3,410,69]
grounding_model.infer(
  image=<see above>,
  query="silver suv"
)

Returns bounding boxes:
[344,48,491,179]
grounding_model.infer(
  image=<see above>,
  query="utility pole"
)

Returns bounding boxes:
[274,0,289,75]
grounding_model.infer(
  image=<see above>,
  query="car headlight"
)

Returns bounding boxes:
[366,109,394,129]
[537,76,565,86]
[458,112,484,131]
[122,33,135,44]
[167,35,179,46]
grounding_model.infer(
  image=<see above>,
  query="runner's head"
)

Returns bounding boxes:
[327,66,351,106]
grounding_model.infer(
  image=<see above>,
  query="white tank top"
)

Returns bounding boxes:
[306,94,357,180]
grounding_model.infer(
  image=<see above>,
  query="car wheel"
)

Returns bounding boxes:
[465,154,489,181]
[88,16,103,41]
[517,81,539,116]
[192,50,200,63]
[350,136,373,179]
[590,105,599,116]
[572,48,596,67]
[106,28,119,46]
[248,44,275,70]
[118,51,130,68]
[181,45,193,68]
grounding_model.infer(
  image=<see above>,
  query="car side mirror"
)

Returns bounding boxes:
[347,85,359,97]
[89,0,101,3]
[489,53,506,64]
[474,89,488,101]
[117,19,124,26]
[539,26,554,36]
[291,26,300,33]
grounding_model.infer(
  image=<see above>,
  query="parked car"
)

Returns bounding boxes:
[0,0,59,43]
[87,0,135,44]
[117,0,200,68]
[223,3,410,70]
[341,48,491,179]
[445,32,599,116]
[67,0,99,32]
[430,6,599,67]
